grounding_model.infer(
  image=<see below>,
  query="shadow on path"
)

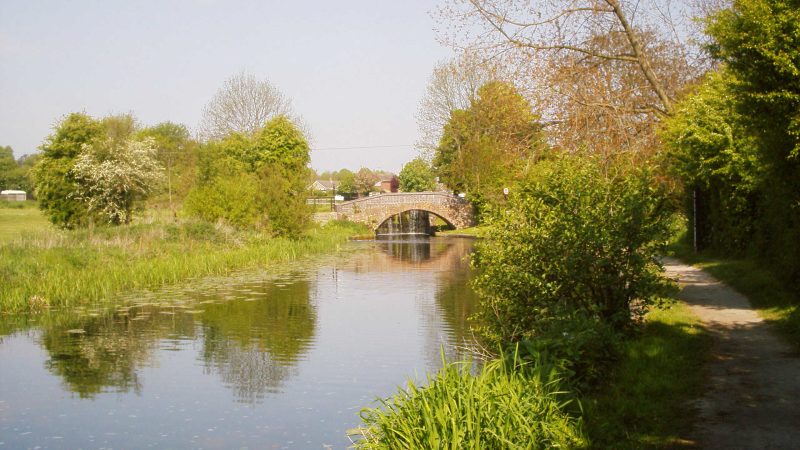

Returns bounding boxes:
[664,258,800,450]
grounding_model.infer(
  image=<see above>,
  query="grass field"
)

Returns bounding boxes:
[0,202,52,243]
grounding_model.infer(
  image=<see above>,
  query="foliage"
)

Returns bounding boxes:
[317,168,354,182]
[33,113,104,228]
[661,69,763,253]
[71,137,164,225]
[351,353,587,449]
[706,0,800,158]
[354,167,379,196]
[398,157,436,192]
[433,81,545,214]
[472,155,673,349]
[0,146,18,190]
[184,172,261,228]
[337,170,356,195]
[0,147,38,194]
[699,0,800,284]
[184,116,311,236]
[137,122,198,211]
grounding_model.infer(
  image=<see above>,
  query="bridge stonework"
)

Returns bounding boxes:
[335,192,475,230]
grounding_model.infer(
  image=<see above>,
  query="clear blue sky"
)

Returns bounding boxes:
[0,0,453,173]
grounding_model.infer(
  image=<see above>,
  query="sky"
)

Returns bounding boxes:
[0,0,454,174]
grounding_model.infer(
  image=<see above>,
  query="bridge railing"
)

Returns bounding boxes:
[335,192,468,214]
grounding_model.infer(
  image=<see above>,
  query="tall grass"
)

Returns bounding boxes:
[350,353,587,449]
[0,219,367,314]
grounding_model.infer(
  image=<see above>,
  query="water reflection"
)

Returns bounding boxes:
[40,308,196,398]
[199,280,315,403]
[0,238,479,448]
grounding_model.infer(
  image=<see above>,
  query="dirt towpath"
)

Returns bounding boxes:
[663,258,800,449]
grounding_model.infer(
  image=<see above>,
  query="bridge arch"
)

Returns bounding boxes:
[374,206,456,233]
[335,192,474,231]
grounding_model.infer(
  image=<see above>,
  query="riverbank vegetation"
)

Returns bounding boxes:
[353,353,587,449]
[355,0,799,447]
[0,217,366,314]
[0,71,377,314]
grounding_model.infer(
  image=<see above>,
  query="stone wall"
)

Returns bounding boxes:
[335,192,474,230]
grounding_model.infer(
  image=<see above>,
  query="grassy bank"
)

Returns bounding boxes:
[669,233,800,350]
[0,215,367,314]
[351,354,588,449]
[351,301,709,449]
[435,225,490,238]
[583,302,710,448]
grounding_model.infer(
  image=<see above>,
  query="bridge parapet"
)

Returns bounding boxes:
[335,192,474,230]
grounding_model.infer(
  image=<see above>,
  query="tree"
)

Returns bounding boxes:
[398,158,436,192]
[472,154,672,355]
[702,0,800,282]
[0,146,17,189]
[71,137,164,225]
[337,170,356,196]
[33,113,104,228]
[661,68,762,253]
[137,122,196,215]
[354,167,379,196]
[433,81,545,211]
[199,72,295,141]
[185,116,312,236]
[416,52,502,155]
[9,153,41,194]
[437,0,709,156]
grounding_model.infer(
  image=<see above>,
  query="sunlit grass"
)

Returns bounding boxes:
[0,219,367,314]
[350,353,587,449]
[435,225,490,237]
[0,202,52,243]
[582,302,710,449]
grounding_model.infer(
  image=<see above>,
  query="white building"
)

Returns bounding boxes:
[0,190,26,201]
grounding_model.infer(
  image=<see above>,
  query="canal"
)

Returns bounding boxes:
[0,237,478,449]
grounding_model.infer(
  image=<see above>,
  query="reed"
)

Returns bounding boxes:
[350,352,587,449]
[0,219,367,314]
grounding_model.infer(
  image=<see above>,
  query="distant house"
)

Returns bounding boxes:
[374,176,399,193]
[309,180,339,193]
[0,190,26,201]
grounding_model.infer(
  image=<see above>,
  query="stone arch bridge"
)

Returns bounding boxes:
[335,192,475,231]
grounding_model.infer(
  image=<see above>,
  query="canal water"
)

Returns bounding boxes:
[0,237,478,449]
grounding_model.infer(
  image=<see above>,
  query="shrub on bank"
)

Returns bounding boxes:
[471,154,673,376]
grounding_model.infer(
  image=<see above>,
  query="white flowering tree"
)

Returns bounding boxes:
[72,137,164,225]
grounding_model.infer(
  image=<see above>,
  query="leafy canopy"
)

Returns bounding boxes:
[433,81,545,212]
[398,157,436,192]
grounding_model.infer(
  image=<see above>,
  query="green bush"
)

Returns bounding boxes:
[351,353,587,449]
[515,312,621,385]
[183,173,261,229]
[183,117,311,236]
[472,154,673,350]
